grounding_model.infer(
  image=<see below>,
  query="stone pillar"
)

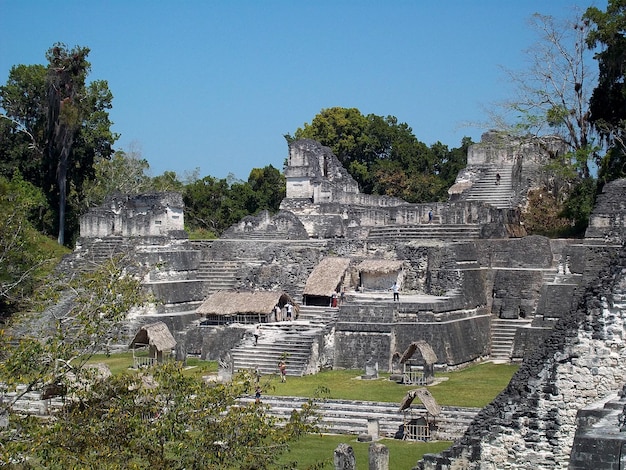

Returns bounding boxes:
[334,443,356,470]
[367,417,380,440]
[369,442,389,470]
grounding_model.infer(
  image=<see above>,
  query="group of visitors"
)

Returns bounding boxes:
[273,302,293,322]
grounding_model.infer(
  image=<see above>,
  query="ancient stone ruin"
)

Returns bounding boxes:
[58,133,626,468]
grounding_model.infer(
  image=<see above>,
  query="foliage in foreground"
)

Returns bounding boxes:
[0,257,321,469]
[0,174,70,316]
[3,366,320,470]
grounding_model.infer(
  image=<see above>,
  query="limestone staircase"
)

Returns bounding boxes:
[231,323,320,377]
[197,260,240,294]
[73,236,128,270]
[490,318,532,361]
[462,165,515,209]
[239,395,479,440]
[296,305,339,325]
[367,224,481,242]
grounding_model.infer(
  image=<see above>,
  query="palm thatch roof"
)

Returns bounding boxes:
[129,321,177,351]
[399,341,438,365]
[303,257,351,296]
[196,290,296,316]
[357,259,404,274]
[398,388,441,416]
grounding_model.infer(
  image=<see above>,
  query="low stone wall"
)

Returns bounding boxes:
[184,324,247,360]
[334,305,491,370]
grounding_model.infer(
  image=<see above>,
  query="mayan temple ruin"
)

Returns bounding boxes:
[60,132,626,469]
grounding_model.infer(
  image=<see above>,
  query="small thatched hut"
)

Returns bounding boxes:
[129,321,177,368]
[398,388,441,441]
[357,259,404,291]
[196,290,297,325]
[302,257,351,306]
[399,341,438,385]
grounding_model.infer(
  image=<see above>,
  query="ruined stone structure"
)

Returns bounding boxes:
[59,134,626,466]
[416,179,626,469]
[80,192,186,238]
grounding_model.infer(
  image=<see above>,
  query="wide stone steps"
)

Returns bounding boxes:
[231,322,323,376]
[224,231,289,240]
[72,237,128,270]
[197,260,240,292]
[367,224,481,242]
[463,166,515,209]
[296,305,338,325]
[490,318,532,360]
[239,395,479,440]
[3,385,64,415]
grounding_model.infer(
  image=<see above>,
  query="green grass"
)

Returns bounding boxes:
[83,354,515,468]
[87,353,517,408]
[277,434,452,470]
[264,362,518,408]
[86,353,218,377]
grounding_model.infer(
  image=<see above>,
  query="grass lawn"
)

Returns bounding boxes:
[87,354,517,408]
[84,354,515,467]
[264,362,519,408]
[86,353,217,378]
[277,434,452,470]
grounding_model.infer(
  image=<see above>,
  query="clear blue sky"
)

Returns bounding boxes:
[0,0,605,181]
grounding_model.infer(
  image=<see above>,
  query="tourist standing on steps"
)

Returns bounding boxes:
[254,324,260,345]
[255,386,262,404]
[340,288,345,306]
[428,209,433,223]
[278,361,287,382]
[391,282,400,302]
[285,302,293,321]
[495,173,501,185]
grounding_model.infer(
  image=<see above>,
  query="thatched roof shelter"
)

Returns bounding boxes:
[399,341,438,365]
[398,388,441,416]
[196,291,296,317]
[129,321,177,351]
[303,257,351,296]
[357,259,404,274]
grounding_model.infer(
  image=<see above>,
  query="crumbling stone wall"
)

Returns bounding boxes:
[282,139,514,239]
[80,192,185,238]
[221,210,309,240]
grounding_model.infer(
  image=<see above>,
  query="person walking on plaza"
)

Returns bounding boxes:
[253,324,260,346]
[391,282,400,302]
[278,361,287,382]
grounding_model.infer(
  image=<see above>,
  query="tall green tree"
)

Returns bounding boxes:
[0,64,47,186]
[247,164,285,211]
[494,11,598,179]
[184,167,285,238]
[0,174,52,316]
[82,149,152,208]
[0,43,117,245]
[585,0,626,182]
[489,10,602,235]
